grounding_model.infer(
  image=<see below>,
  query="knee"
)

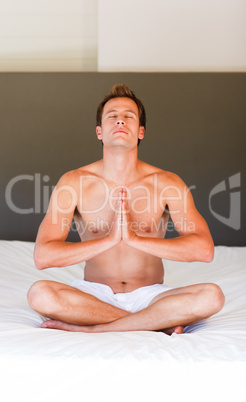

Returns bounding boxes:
[203,283,225,316]
[27,280,55,313]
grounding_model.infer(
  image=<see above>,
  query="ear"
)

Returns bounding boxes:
[138,126,145,140]
[96,126,102,140]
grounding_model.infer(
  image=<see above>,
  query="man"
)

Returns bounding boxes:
[27,84,224,335]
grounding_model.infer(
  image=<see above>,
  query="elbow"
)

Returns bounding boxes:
[34,255,46,270]
[34,260,46,270]
[34,246,49,270]
[203,248,214,263]
[201,240,214,263]
[190,235,214,263]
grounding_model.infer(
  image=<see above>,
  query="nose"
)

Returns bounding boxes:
[117,119,125,125]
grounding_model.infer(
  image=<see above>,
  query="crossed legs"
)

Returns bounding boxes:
[27,280,224,334]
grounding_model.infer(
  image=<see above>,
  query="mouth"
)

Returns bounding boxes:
[113,130,128,134]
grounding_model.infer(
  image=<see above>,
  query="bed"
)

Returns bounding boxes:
[0,240,246,402]
[1,72,245,401]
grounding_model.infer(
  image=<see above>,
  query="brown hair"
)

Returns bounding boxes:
[96,84,146,146]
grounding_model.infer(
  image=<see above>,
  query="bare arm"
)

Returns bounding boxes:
[34,172,120,269]
[121,176,214,263]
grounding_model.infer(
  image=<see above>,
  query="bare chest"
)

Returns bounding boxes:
[74,181,168,240]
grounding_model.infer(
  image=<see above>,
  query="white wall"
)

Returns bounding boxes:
[98,0,246,72]
[0,0,245,72]
[0,0,98,71]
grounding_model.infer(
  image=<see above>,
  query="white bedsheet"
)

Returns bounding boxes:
[0,240,246,402]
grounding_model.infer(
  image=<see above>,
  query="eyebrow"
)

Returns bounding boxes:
[106,109,137,116]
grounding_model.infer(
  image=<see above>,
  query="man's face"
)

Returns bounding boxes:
[96,97,145,148]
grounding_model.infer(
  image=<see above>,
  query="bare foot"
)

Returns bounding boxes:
[41,320,92,332]
[42,320,184,335]
[157,325,184,335]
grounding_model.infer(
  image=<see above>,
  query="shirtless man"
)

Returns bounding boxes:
[27,84,224,335]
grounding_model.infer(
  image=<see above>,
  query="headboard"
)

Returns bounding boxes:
[1,73,245,246]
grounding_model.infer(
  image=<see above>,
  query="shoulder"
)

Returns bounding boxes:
[56,161,103,188]
[139,161,186,188]
[158,170,186,188]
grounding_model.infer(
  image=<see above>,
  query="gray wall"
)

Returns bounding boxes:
[0,73,245,245]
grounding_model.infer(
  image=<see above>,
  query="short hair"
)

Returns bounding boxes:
[96,84,146,146]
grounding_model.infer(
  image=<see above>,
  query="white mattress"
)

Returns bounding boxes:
[0,240,246,402]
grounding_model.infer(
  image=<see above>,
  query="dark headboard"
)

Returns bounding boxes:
[1,73,245,246]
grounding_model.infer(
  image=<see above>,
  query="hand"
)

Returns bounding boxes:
[120,188,137,245]
[107,191,122,246]
[107,188,137,246]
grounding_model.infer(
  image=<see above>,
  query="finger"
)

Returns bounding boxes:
[121,188,130,213]
[121,198,127,216]
[115,191,121,212]
[121,187,127,198]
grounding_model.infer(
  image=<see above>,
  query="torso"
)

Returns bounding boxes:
[73,160,170,293]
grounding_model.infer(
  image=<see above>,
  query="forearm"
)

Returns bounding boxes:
[126,234,214,263]
[34,236,114,269]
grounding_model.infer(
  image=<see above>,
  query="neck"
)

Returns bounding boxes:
[101,146,139,185]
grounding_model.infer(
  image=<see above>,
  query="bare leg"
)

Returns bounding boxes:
[37,283,224,334]
[27,280,130,326]
[80,283,224,333]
